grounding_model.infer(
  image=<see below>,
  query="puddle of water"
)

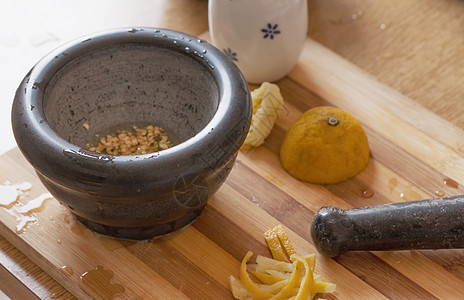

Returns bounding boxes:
[80,265,125,298]
[0,181,54,233]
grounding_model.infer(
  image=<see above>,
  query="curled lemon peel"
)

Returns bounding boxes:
[293,254,314,300]
[240,251,274,300]
[250,271,285,285]
[258,280,289,294]
[230,225,336,299]
[264,225,296,262]
[304,253,316,273]
[256,256,294,274]
[269,258,304,300]
[313,281,337,294]
[273,225,296,260]
[264,229,285,261]
[244,82,284,147]
[230,275,252,300]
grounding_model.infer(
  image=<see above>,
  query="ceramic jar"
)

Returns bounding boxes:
[208,0,308,84]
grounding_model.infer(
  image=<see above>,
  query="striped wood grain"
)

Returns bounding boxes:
[1,36,464,299]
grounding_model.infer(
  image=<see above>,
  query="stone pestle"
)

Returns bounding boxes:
[310,195,464,257]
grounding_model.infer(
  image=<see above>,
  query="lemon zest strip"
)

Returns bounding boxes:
[240,251,274,299]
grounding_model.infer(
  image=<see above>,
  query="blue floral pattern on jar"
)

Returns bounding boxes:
[223,48,238,61]
[261,23,281,39]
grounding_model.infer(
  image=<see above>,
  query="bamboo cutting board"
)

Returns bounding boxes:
[2,36,464,299]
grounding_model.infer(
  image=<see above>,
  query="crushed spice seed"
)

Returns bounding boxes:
[87,125,173,155]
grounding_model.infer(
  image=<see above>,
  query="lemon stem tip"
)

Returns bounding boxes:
[326,116,339,126]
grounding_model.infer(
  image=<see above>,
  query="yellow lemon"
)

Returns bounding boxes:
[280,106,370,184]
